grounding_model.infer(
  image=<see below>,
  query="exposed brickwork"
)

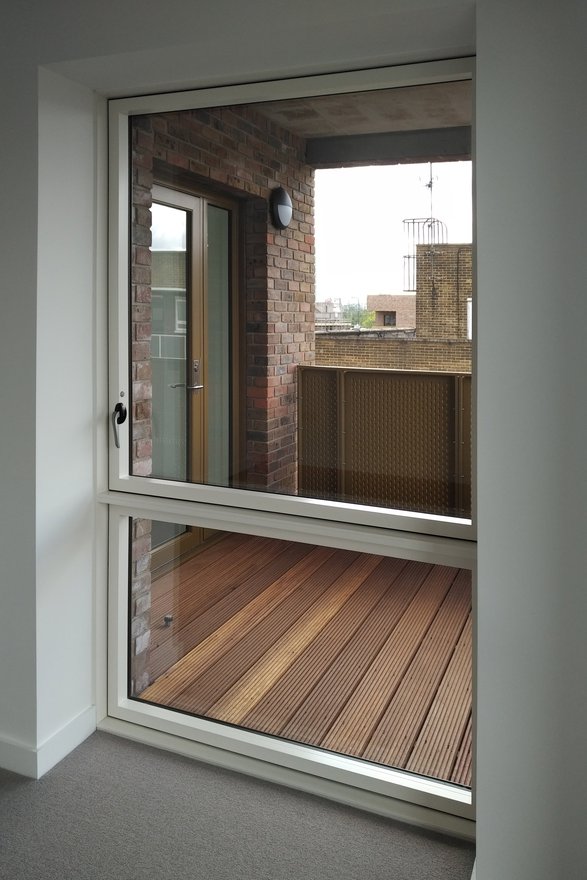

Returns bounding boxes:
[416,243,472,340]
[129,518,152,695]
[316,336,472,372]
[131,118,155,478]
[131,105,315,493]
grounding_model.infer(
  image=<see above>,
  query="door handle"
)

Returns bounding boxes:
[169,360,204,391]
[190,358,204,390]
[112,401,127,449]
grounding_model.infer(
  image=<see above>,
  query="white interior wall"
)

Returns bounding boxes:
[2,0,587,875]
[35,69,99,773]
[475,0,587,876]
[0,65,40,775]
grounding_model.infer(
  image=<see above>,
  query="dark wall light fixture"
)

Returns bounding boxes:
[269,186,293,229]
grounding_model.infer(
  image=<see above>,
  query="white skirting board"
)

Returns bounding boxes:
[0,706,96,778]
[0,734,37,778]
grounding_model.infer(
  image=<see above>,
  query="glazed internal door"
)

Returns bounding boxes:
[149,186,236,554]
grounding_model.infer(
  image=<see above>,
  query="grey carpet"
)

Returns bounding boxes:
[0,732,474,879]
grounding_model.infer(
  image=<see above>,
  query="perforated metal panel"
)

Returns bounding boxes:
[298,367,340,500]
[457,374,472,517]
[343,371,455,514]
[298,366,471,518]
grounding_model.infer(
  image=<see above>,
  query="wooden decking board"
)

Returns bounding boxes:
[208,553,383,724]
[241,556,410,734]
[280,560,434,744]
[361,571,471,767]
[151,532,254,605]
[136,535,472,787]
[142,544,340,703]
[146,540,318,683]
[319,565,459,756]
[405,616,472,780]
[150,534,291,630]
[451,712,473,786]
[168,549,362,715]
[149,534,288,671]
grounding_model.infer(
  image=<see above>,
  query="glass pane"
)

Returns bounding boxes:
[129,81,473,520]
[128,517,473,788]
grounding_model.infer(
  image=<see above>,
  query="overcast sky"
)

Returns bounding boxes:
[314,161,472,304]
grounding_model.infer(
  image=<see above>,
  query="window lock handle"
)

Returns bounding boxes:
[112,401,127,449]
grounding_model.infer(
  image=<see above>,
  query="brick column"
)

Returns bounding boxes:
[129,518,152,695]
[129,118,155,693]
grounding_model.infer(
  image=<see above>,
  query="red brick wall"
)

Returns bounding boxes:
[131,105,315,493]
[129,518,152,695]
[131,120,155,478]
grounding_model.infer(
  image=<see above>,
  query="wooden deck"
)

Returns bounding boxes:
[138,533,472,787]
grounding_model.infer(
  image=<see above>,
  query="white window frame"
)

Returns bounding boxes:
[103,57,476,833]
[106,498,475,833]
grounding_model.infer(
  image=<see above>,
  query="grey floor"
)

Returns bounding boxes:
[0,732,475,879]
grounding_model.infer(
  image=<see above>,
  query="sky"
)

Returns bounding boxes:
[314,161,472,305]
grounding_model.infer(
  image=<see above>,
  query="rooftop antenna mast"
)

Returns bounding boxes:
[403,162,447,292]
[425,163,439,295]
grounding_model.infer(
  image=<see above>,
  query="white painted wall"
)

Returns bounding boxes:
[4,0,587,875]
[475,0,587,876]
[35,69,99,773]
[0,64,39,774]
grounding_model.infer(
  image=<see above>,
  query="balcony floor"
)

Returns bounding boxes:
[138,532,472,788]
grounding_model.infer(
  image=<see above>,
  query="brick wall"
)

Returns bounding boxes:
[132,105,315,492]
[129,105,314,690]
[315,335,472,371]
[416,243,472,339]
[129,518,152,695]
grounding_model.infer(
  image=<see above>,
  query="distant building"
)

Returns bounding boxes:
[315,297,349,330]
[366,294,416,330]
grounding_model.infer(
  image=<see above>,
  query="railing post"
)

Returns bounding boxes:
[338,369,345,500]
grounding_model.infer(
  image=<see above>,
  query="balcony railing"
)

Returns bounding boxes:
[298,366,471,518]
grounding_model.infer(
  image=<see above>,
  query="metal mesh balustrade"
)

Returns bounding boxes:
[298,366,471,518]
[298,367,340,501]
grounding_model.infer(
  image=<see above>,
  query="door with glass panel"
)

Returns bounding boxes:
[149,186,238,558]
